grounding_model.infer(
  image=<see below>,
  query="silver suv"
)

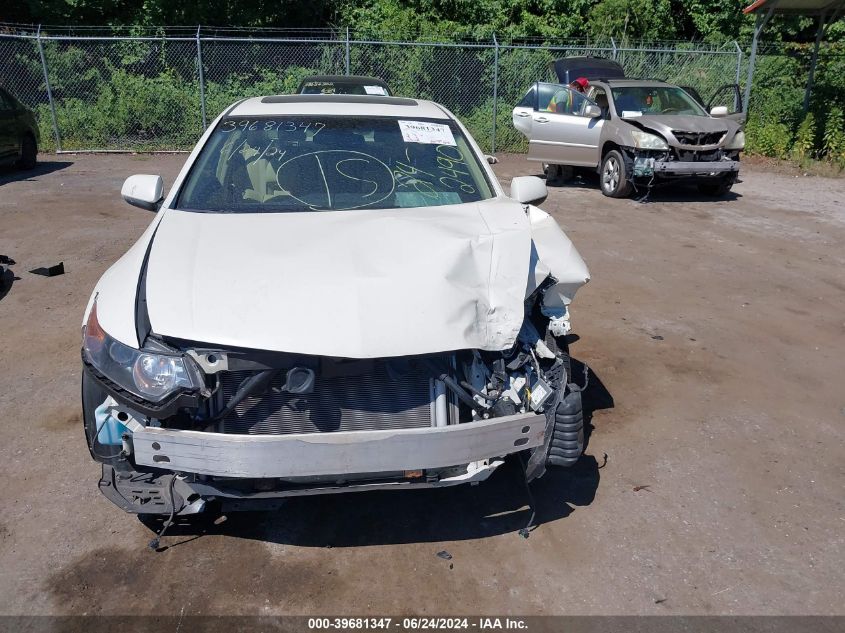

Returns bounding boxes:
[512,58,745,197]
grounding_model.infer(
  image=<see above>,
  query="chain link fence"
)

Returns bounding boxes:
[0,25,747,153]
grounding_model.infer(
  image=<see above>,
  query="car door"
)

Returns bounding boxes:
[0,89,17,160]
[512,84,536,136]
[679,85,705,108]
[526,83,603,167]
[708,84,745,126]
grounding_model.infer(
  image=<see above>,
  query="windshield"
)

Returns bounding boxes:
[611,86,708,117]
[176,116,493,213]
[300,81,390,96]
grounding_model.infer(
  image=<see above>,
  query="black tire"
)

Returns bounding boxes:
[600,149,633,198]
[546,389,585,468]
[697,175,734,197]
[545,163,574,186]
[17,134,37,170]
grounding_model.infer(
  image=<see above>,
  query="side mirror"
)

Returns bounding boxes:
[486,154,499,164]
[584,104,602,118]
[510,175,548,205]
[121,174,164,211]
[710,105,728,117]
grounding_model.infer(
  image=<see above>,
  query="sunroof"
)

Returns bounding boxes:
[261,95,417,106]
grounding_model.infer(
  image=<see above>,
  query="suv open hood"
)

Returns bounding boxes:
[143,201,546,358]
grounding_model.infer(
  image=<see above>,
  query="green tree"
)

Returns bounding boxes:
[587,0,677,41]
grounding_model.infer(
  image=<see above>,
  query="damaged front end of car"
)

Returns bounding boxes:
[619,119,743,191]
[81,274,587,519]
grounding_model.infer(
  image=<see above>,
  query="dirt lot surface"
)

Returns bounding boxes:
[0,153,843,616]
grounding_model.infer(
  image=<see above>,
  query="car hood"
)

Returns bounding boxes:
[622,114,735,140]
[143,201,542,358]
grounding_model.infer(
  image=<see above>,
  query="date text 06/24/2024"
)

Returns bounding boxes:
[307,618,529,630]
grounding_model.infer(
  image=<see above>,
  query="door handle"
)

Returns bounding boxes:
[515,111,531,118]
[534,116,549,123]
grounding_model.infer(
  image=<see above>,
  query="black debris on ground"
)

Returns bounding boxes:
[29,262,65,277]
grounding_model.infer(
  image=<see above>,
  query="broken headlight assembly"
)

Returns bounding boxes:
[82,300,198,402]
[725,131,745,150]
[631,130,669,150]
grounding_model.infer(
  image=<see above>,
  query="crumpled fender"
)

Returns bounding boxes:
[526,205,591,314]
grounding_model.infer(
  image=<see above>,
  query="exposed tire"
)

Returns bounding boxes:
[546,389,585,468]
[17,134,37,170]
[544,163,574,186]
[600,149,633,198]
[697,175,734,197]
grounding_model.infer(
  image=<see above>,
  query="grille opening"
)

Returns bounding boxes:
[672,130,725,146]
[219,359,435,435]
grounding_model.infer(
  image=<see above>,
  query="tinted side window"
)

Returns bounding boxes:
[539,84,593,116]
[0,90,13,111]
[517,86,535,109]
[537,83,559,112]
[708,85,742,113]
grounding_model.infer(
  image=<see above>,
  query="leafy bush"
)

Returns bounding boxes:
[746,118,792,159]
[463,98,526,153]
[822,106,845,165]
[3,29,842,162]
[791,112,816,162]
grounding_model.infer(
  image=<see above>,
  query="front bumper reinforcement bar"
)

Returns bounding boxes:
[131,412,545,478]
[653,160,739,175]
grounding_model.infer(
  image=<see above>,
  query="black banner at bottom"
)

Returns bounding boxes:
[0,616,842,633]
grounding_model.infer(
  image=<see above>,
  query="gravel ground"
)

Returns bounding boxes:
[0,153,843,616]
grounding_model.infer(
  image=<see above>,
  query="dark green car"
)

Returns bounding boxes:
[0,85,39,170]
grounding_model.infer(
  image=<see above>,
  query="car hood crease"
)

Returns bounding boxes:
[144,201,540,358]
[626,114,731,136]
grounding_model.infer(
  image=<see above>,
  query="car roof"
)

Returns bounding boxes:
[299,74,390,88]
[229,94,450,119]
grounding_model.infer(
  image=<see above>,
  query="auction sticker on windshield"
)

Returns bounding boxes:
[398,120,457,146]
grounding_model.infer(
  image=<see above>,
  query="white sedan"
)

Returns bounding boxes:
[81,93,591,522]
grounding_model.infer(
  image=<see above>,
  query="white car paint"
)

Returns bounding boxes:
[85,96,590,357]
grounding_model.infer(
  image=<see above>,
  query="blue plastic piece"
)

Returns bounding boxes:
[95,401,129,445]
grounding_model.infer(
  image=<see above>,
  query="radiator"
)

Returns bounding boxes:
[219,362,434,435]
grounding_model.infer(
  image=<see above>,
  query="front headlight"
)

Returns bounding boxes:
[631,130,669,150]
[82,300,197,402]
[725,131,745,150]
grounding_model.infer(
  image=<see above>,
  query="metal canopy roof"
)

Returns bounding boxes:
[741,0,845,115]
[743,0,845,16]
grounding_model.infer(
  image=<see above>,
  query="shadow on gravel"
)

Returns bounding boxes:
[640,185,741,203]
[0,260,19,302]
[0,160,73,185]
[546,171,741,202]
[144,361,614,549]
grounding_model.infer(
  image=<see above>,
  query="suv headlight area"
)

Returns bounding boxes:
[82,300,197,402]
[631,130,669,150]
[725,131,746,150]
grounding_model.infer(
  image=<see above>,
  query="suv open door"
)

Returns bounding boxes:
[678,83,744,126]
[707,84,745,126]
[512,82,604,167]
